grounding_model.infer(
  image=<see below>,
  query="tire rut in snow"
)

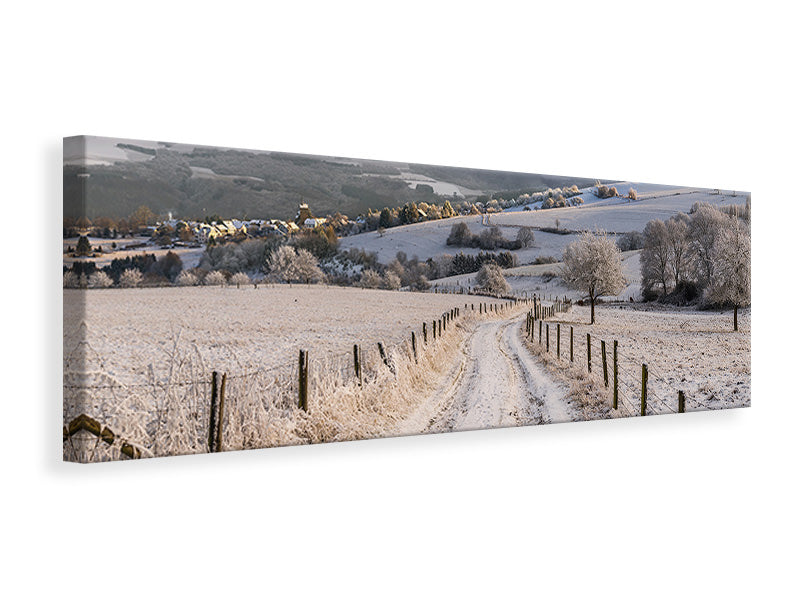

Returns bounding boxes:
[425,315,573,434]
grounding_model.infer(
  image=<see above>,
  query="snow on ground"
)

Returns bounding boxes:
[64,236,206,270]
[400,315,574,435]
[63,285,490,386]
[338,183,747,264]
[431,250,643,302]
[535,304,750,415]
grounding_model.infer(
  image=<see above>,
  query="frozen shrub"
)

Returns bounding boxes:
[176,271,199,286]
[475,263,510,295]
[229,272,251,287]
[88,271,113,288]
[358,269,383,289]
[616,231,644,251]
[383,271,401,290]
[204,270,227,286]
[118,268,143,288]
[628,188,638,201]
[63,271,79,288]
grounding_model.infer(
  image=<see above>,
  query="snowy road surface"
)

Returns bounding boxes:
[408,314,576,434]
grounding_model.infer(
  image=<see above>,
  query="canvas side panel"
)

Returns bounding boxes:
[63,136,90,462]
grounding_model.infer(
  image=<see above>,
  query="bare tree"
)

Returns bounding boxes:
[641,219,672,297]
[561,230,625,324]
[705,218,750,331]
[666,215,691,286]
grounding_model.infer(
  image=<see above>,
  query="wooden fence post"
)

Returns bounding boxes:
[546,323,550,352]
[298,350,309,411]
[587,333,592,373]
[432,320,436,340]
[423,322,427,344]
[601,340,608,388]
[411,332,417,363]
[216,373,227,452]
[678,390,686,413]
[557,323,561,359]
[378,342,391,371]
[570,327,574,362]
[353,344,362,385]
[641,364,648,416]
[539,320,542,344]
[613,340,618,410]
[208,371,218,453]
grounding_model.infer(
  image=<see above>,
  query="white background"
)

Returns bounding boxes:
[2,1,797,598]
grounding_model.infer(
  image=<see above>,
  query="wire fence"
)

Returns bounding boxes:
[522,308,724,418]
[64,296,535,462]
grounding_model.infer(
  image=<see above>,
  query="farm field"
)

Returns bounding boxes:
[338,183,747,264]
[64,285,492,385]
[63,236,206,270]
[528,304,750,415]
[430,250,643,301]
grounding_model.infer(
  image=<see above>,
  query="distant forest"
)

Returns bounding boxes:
[64,145,596,222]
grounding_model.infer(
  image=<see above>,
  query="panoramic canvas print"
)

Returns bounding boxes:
[63,136,751,463]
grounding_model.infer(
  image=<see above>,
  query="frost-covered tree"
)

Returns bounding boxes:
[475,263,510,295]
[705,218,750,331]
[516,226,535,248]
[119,268,143,288]
[204,270,227,286]
[641,220,672,298]
[229,272,251,287]
[666,215,691,287]
[88,271,113,288]
[292,248,324,284]
[266,245,323,284]
[266,245,297,283]
[63,271,79,288]
[176,271,199,286]
[688,204,729,289]
[561,230,625,324]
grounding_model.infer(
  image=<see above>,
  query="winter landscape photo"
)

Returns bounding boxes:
[62,135,751,463]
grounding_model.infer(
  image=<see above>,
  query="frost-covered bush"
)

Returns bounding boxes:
[63,271,80,288]
[383,271,401,290]
[229,272,251,287]
[266,245,324,284]
[204,270,227,286]
[88,271,113,288]
[628,188,638,201]
[358,269,383,289]
[475,263,510,295]
[616,231,644,251]
[176,271,199,286]
[119,268,143,288]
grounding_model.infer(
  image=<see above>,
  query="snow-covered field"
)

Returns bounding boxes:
[64,236,205,269]
[529,304,750,415]
[63,285,490,385]
[63,285,526,461]
[338,183,747,264]
[430,250,643,301]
